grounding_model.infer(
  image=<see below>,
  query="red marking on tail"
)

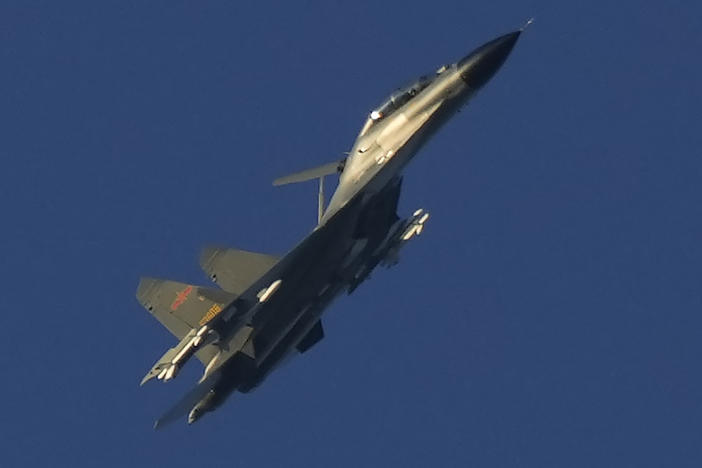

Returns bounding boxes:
[171,286,193,311]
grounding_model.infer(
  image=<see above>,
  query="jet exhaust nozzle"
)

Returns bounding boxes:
[457,31,520,89]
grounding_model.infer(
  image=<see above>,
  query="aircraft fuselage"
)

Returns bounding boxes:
[182,30,523,425]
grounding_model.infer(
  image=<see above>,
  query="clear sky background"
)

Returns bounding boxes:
[1,1,701,467]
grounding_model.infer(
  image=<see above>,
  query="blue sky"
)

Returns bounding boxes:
[1,1,701,466]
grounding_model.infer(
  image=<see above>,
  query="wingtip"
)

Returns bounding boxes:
[136,277,159,304]
[199,245,221,273]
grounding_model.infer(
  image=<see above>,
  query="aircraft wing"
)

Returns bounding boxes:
[197,162,355,306]
[153,201,362,424]
[136,278,236,369]
[242,197,361,301]
[204,194,365,351]
[137,278,237,333]
[199,247,280,296]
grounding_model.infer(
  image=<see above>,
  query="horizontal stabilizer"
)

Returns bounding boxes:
[296,320,324,353]
[273,160,344,186]
[200,247,279,295]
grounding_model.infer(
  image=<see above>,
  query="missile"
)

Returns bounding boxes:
[401,209,429,240]
[164,364,177,381]
[198,325,254,383]
[192,325,209,347]
[257,279,282,303]
[149,327,225,384]
[173,341,195,363]
[402,224,419,241]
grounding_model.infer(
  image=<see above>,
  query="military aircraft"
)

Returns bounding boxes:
[137,25,526,427]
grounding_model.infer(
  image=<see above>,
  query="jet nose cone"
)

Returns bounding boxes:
[457,31,520,89]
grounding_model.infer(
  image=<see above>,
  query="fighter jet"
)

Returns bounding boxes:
[137,26,525,427]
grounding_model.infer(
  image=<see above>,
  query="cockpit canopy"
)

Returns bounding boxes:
[358,74,436,137]
[373,75,433,119]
